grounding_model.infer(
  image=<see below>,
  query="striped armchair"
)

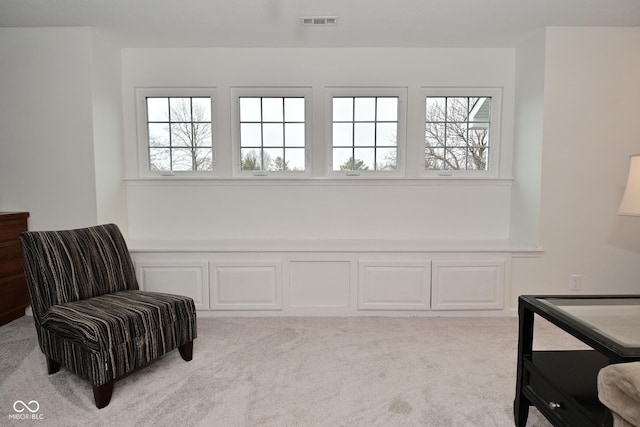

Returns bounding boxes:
[19,224,197,409]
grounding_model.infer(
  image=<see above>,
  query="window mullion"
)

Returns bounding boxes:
[282,98,286,166]
[168,97,173,172]
[374,97,378,171]
[351,97,356,170]
[260,98,265,170]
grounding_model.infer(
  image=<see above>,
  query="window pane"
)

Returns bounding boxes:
[241,149,262,170]
[240,98,261,122]
[425,97,445,122]
[171,123,193,147]
[470,97,491,122]
[172,148,193,171]
[240,123,262,147]
[169,98,192,122]
[425,122,445,147]
[263,123,284,147]
[148,123,169,147]
[332,94,401,174]
[333,123,353,147]
[333,98,353,121]
[147,98,169,122]
[285,123,305,147]
[285,148,305,171]
[445,147,467,169]
[333,148,353,171]
[263,148,283,171]
[446,123,468,147]
[376,97,398,121]
[192,98,211,122]
[376,123,397,147]
[468,147,488,170]
[446,97,469,122]
[354,148,374,170]
[354,97,375,121]
[425,148,444,170]
[149,148,171,171]
[424,94,493,172]
[193,123,212,147]
[354,123,375,147]
[262,98,283,122]
[377,147,397,171]
[144,94,215,173]
[469,127,489,148]
[236,93,307,174]
[285,98,305,122]
[194,148,213,171]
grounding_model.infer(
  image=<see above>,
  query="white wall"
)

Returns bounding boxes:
[90,30,128,229]
[121,48,516,242]
[3,25,640,310]
[0,27,98,230]
[511,27,640,301]
[511,30,545,246]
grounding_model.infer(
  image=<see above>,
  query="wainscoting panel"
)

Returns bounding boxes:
[431,260,505,310]
[136,261,209,310]
[358,261,431,310]
[130,246,519,315]
[288,261,351,307]
[211,262,282,310]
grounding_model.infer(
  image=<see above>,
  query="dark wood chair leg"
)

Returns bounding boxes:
[46,357,61,374]
[178,341,193,361]
[93,381,115,409]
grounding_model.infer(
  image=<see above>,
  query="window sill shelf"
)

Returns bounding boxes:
[128,238,543,256]
[123,176,515,186]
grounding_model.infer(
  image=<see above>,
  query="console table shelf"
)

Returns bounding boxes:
[523,350,610,426]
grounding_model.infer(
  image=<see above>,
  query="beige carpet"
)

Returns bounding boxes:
[0,315,578,426]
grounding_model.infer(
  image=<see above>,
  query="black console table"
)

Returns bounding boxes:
[514,295,640,427]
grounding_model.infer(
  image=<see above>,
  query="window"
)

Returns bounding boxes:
[134,87,503,180]
[328,88,406,176]
[423,88,501,175]
[137,88,216,175]
[239,97,305,172]
[232,88,311,176]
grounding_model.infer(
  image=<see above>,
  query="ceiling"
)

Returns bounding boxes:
[1,0,639,48]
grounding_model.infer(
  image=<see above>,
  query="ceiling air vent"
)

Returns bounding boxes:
[300,16,339,26]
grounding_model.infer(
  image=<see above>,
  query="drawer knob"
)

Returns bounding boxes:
[548,401,562,411]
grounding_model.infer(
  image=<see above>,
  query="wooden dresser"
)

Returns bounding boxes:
[0,212,30,325]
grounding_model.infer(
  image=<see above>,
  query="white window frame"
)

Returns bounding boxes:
[230,87,312,178]
[136,87,217,178]
[421,87,502,178]
[326,87,407,178]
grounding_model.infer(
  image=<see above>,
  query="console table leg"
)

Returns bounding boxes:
[514,301,534,426]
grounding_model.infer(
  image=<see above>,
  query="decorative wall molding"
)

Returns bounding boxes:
[358,261,431,310]
[133,249,513,316]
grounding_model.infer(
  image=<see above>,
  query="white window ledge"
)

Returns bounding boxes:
[123,176,515,187]
[128,238,543,257]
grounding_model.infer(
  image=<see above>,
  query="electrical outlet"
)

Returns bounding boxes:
[569,275,582,291]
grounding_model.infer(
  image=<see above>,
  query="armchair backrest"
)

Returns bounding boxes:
[20,223,139,325]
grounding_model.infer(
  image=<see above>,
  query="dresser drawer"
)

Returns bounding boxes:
[0,275,30,314]
[0,243,24,276]
[0,218,27,243]
[0,212,30,326]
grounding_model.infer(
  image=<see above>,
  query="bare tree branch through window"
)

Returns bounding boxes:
[425,96,491,171]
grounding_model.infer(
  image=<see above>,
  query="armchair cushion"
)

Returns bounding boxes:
[42,290,195,352]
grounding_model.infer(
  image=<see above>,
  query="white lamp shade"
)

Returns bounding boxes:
[618,154,640,216]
